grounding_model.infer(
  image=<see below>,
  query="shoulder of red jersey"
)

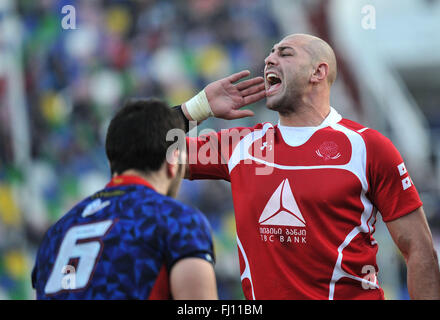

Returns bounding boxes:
[336,118,369,134]
[336,117,422,221]
[337,118,392,149]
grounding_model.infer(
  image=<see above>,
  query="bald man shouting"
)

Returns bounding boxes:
[172,34,440,300]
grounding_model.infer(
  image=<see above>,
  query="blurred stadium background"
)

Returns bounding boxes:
[0,0,439,299]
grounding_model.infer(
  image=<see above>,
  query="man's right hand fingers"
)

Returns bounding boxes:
[243,90,266,106]
[239,82,266,98]
[229,109,255,119]
[227,70,251,83]
[236,77,264,91]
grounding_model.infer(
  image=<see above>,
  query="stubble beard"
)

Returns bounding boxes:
[266,83,305,115]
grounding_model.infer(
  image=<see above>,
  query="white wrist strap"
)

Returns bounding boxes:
[185,90,213,121]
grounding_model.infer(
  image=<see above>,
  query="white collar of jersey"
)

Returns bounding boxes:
[277,107,342,147]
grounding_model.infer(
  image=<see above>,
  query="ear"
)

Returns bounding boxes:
[310,62,329,84]
[166,148,180,179]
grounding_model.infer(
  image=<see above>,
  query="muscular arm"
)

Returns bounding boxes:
[386,206,440,299]
[170,258,218,299]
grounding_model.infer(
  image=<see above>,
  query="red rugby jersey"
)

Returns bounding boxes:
[187,107,422,300]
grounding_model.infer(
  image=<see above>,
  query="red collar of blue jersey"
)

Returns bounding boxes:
[106,175,156,191]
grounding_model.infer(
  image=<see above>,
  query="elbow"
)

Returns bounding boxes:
[406,243,440,268]
[425,242,439,265]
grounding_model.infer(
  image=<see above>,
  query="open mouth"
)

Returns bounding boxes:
[266,72,282,96]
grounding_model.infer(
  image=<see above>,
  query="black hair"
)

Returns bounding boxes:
[105,98,185,175]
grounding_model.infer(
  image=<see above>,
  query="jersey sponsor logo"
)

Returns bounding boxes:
[258,179,305,227]
[258,179,307,245]
[91,190,125,199]
[316,141,341,161]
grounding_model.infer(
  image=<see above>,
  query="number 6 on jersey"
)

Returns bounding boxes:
[44,220,114,295]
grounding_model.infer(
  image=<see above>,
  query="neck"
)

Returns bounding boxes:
[115,169,169,195]
[278,88,331,127]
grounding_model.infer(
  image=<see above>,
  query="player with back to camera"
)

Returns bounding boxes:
[32,98,217,300]
[172,33,440,299]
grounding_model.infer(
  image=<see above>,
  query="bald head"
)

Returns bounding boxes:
[282,34,337,85]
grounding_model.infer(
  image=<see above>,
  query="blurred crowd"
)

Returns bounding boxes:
[0,0,282,299]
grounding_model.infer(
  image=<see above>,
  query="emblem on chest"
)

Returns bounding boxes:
[315,141,341,161]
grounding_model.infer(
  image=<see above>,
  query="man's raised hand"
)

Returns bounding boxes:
[182,70,266,122]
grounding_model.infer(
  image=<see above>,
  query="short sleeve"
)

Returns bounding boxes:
[364,129,423,222]
[187,131,230,181]
[161,202,215,270]
[186,126,254,181]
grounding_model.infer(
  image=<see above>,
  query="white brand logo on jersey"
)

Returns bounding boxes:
[81,199,111,218]
[260,142,273,151]
[259,179,306,227]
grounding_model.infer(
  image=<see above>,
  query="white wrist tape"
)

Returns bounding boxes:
[185,90,213,121]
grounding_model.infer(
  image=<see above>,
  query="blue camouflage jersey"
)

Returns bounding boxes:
[32,175,215,300]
